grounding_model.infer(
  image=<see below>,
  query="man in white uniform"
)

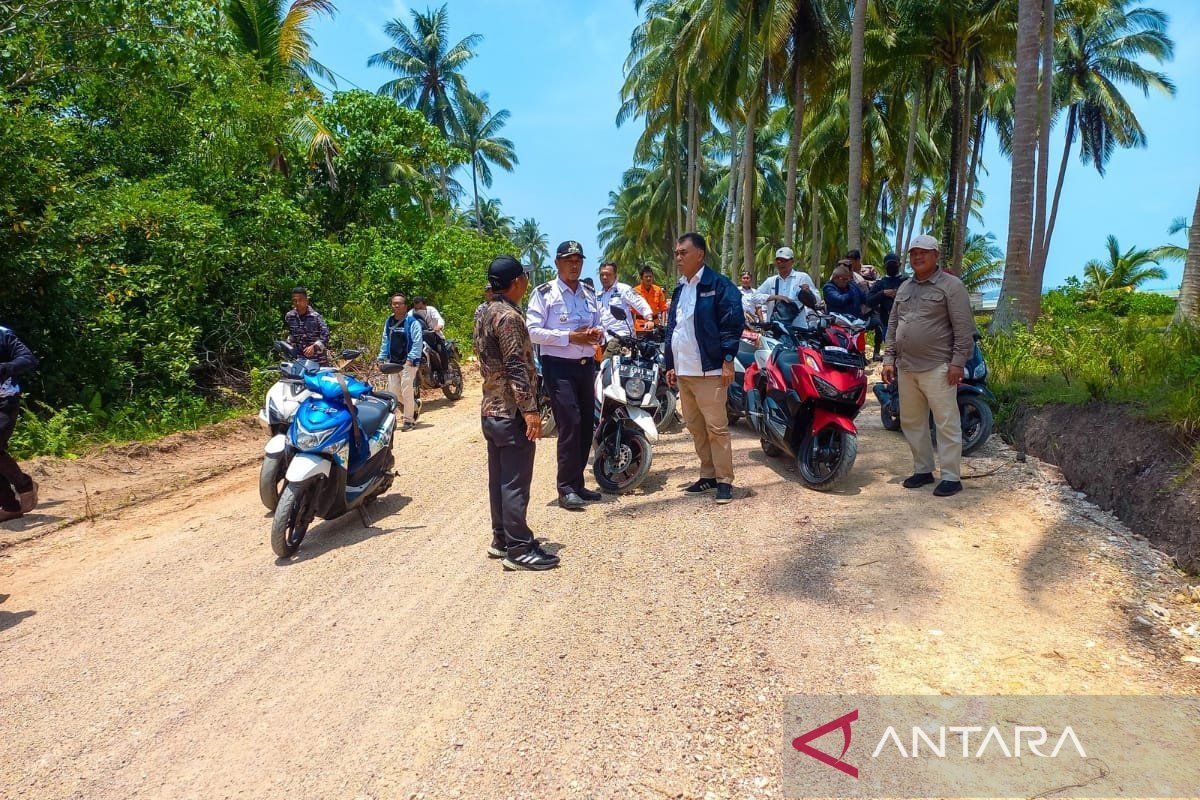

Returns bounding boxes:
[756,246,818,327]
[526,240,604,510]
[597,261,653,352]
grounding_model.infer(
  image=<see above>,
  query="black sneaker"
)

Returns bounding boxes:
[401,421,416,432]
[487,534,507,559]
[502,543,560,571]
[684,478,719,494]
[933,480,963,497]
[577,487,603,502]
[902,472,935,489]
[715,483,733,504]
[558,492,586,510]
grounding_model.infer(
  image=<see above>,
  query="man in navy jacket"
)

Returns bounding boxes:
[663,233,744,504]
[0,325,39,522]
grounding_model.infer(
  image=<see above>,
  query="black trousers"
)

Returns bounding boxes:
[0,397,32,512]
[541,356,597,496]
[482,414,536,546]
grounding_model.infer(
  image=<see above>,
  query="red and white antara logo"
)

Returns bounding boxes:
[792,709,859,778]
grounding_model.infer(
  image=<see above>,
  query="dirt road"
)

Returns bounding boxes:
[2,381,1198,799]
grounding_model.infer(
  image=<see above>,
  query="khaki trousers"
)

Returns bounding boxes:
[898,363,962,482]
[387,363,419,424]
[677,375,734,484]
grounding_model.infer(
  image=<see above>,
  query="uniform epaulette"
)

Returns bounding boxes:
[537,282,553,295]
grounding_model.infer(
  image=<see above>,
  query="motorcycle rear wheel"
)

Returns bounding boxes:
[797,428,858,490]
[880,402,901,431]
[441,361,464,400]
[271,482,317,558]
[959,394,994,455]
[593,430,653,494]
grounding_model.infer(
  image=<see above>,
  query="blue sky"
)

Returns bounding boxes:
[310,0,1197,290]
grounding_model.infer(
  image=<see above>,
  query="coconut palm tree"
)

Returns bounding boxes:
[514,218,549,283]
[368,5,481,137]
[847,0,867,254]
[1153,215,1189,264]
[1082,235,1167,300]
[223,0,339,179]
[454,92,517,231]
[958,231,1005,293]
[1173,187,1200,325]
[465,198,514,239]
[1034,0,1175,277]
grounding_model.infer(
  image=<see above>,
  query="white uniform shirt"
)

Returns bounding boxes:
[670,267,723,378]
[740,286,765,321]
[597,280,653,335]
[415,305,444,332]
[756,269,818,326]
[526,277,602,360]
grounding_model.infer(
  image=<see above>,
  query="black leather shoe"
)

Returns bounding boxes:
[684,478,719,494]
[487,534,507,559]
[577,487,603,502]
[933,480,963,497]
[558,492,586,510]
[503,543,560,571]
[715,483,733,504]
[902,472,936,489]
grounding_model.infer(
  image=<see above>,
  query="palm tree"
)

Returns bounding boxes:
[223,0,339,179]
[466,198,514,239]
[1082,235,1167,300]
[1174,186,1200,325]
[847,0,867,254]
[514,218,549,283]
[958,232,1005,293]
[454,92,517,231]
[224,0,337,87]
[1153,215,1189,264]
[994,0,1043,330]
[1034,0,1175,278]
[368,5,481,137]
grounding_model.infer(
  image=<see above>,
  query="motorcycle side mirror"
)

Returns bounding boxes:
[274,340,299,359]
[610,304,628,321]
[340,349,362,360]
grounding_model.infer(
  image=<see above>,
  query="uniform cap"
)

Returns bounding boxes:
[556,240,585,258]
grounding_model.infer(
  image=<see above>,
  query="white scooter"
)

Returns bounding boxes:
[592,306,660,493]
[258,342,320,511]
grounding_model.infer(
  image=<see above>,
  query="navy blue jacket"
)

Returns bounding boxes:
[823,281,867,317]
[663,267,744,373]
[0,326,38,398]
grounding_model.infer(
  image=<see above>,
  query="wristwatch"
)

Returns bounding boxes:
[724,354,734,363]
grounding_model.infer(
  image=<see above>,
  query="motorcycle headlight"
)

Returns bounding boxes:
[973,362,988,380]
[812,375,840,399]
[625,377,647,400]
[290,424,338,452]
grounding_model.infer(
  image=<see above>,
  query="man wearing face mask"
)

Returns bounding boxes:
[867,253,907,353]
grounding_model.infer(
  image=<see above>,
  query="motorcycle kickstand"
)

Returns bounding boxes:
[357,504,373,528]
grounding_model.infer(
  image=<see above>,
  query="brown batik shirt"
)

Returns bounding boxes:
[473,295,538,418]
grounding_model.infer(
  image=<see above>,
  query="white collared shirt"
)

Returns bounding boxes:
[597,280,653,335]
[526,277,602,360]
[415,305,444,332]
[756,269,818,326]
[670,267,723,377]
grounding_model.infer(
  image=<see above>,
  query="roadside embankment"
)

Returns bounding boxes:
[1006,403,1200,573]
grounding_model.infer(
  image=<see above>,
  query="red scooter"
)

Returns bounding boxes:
[743,317,868,489]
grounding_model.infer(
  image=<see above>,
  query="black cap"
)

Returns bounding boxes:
[556,240,585,258]
[883,252,900,267]
[487,255,526,290]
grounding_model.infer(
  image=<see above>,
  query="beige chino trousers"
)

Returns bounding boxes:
[677,375,734,485]
[897,363,962,482]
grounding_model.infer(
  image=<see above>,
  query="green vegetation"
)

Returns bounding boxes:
[1,1,528,458]
[987,287,1199,434]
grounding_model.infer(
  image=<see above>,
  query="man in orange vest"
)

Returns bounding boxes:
[633,265,669,332]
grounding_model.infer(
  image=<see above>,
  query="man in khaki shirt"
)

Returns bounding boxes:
[881,234,975,497]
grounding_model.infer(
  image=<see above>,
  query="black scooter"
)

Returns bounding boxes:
[872,336,995,455]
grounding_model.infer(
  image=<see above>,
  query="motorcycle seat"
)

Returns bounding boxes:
[355,396,392,438]
[372,390,399,410]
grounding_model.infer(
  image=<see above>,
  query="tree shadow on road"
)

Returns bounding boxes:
[275,494,414,565]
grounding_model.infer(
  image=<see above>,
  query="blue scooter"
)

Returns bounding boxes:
[270,369,399,557]
[872,337,995,455]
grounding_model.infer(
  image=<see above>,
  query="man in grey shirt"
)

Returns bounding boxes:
[881,234,976,497]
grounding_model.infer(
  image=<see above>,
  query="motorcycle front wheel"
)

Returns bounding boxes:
[442,360,464,400]
[796,428,858,490]
[539,397,557,437]
[880,401,901,431]
[652,386,679,433]
[593,430,653,494]
[258,455,287,511]
[271,481,318,558]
